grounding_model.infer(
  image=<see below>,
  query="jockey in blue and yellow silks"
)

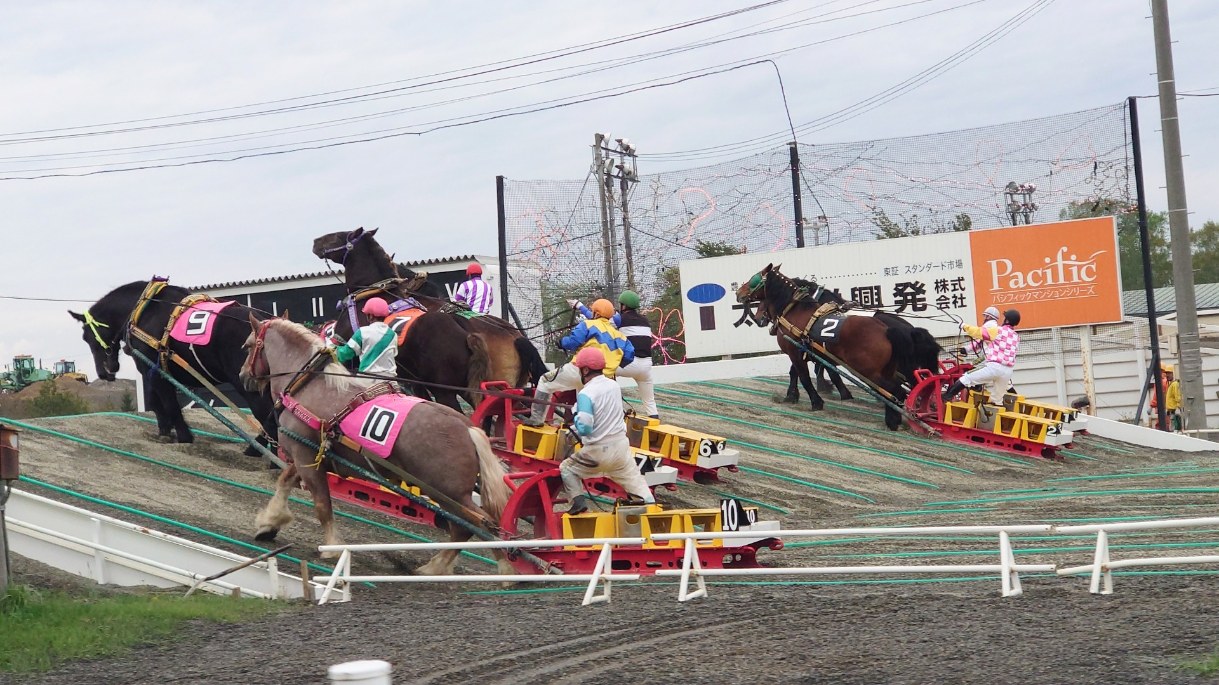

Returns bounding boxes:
[560,298,634,376]
[523,298,635,427]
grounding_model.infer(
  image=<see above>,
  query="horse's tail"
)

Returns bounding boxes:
[910,327,943,374]
[465,333,493,404]
[467,426,510,521]
[884,324,917,385]
[514,336,549,386]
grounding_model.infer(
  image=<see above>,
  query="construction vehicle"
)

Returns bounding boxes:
[0,356,86,393]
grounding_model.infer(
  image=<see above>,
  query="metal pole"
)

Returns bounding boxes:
[618,152,637,292]
[593,136,616,299]
[496,175,510,321]
[1150,0,1206,429]
[789,142,806,248]
[1128,96,1166,430]
[0,482,10,595]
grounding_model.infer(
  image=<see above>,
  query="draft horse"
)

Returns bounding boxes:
[737,264,914,430]
[787,277,941,401]
[69,279,277,454]
[239,317,515,576]
[311,228,547,405]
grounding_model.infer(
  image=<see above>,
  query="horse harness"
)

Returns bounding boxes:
[251,320,500,531]
[124,278,225,381]
[747,272,848,345]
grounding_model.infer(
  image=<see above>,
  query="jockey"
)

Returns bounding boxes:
[334,297,399,377]
[523,298,634,427]
[559,347,655,515]
[960,306,1001,357]
[570,290,658,419]
[946,309,1020,403]
[454,262,494,315]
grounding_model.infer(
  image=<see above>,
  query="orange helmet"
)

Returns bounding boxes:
[590,299,614,318]
[573,347,606,371]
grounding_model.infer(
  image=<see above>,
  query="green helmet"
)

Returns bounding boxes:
[618,290,641,309]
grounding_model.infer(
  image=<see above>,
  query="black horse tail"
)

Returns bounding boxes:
[514,336,549,386]
[465,333,493,406]
[910,327,943,375]
[884,325,918,386]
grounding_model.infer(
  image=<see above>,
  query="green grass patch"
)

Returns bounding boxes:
[0,584,287,673]
[1179,647,1219,677]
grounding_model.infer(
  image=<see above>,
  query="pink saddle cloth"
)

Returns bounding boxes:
[337,394,425,458]
[169,301,236,345]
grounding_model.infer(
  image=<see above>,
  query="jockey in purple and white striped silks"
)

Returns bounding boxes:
[455,263,495,315]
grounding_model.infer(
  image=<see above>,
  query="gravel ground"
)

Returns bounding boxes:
[6,379,1219,684]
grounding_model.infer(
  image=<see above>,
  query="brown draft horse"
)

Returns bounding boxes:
[737,264,914,430]
[311,228,547,403]
[239,317,515,576]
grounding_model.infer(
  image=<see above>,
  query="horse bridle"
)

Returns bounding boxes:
[319,229,367,266]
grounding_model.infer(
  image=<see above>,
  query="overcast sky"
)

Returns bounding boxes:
[1,0,1216,380]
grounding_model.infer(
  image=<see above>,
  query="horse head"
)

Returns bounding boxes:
[69,308,123,382]
[736,263,776,304]
[312,227,378,265]
[240,313,274,393]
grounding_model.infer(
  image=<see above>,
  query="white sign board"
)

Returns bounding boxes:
[680,233,972,358]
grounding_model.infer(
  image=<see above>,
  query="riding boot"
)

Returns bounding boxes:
[944,380,966,402]
[567,494,591,516]
[522,391,551,427]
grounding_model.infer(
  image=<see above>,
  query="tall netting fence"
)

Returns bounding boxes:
[501,102,1132,363]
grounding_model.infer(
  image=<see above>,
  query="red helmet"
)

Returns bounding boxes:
[573,347,606,371]
[466,263,483,276]
[361,297,390,318]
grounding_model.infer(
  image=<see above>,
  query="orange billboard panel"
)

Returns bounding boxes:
[967,217,1122,329]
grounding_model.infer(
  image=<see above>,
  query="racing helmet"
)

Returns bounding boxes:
[591,299,615,318]
[361,297,390,318]
[618,290,641,310]
[1003,309,1021,327]
[983,306,1000,321]
[466,263,483,276]
[573,347,606,371]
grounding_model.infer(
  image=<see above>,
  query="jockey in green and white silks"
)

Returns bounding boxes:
[335,297,399,376]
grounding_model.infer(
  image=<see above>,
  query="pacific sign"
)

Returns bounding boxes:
[679,216,1121,358]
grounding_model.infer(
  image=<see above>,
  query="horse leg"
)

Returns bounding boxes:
[143,373,173,442]
[150,374,193,444]
[299,463,342,556]
[798,363,824,411]
[784,363,800,403]
[416,521,469,576]
[881,380,906,431]
[254,462,298,541]
[431,390,464,413]
[814,360,833,392]
[828,368,854,401]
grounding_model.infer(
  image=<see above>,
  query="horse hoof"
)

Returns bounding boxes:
[781,395,799,404]
[839,392,854,401]
[254,527,279,542]
[810,402,825,412]
[157,434,174,444]
[816,381,832,392]
[243,445,261,457]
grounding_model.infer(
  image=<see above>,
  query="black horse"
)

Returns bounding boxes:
[70,280,277,454]
[311,228,548,411]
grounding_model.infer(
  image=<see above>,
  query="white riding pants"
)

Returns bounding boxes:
[616,358,657,417]
[560,435,654,503]
[960,361,1014,402]
[535,362,584,396]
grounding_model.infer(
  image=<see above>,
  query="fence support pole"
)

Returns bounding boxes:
[1128,96,1166,430]
[496,175,510,321]
[789,142,805,248]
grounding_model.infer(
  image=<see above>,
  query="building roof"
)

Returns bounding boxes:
[189,255,484,291]
[1123,282,1219,316]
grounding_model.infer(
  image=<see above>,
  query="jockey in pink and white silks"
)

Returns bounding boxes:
[334,297,399,376]
[454,262,495,315]
[946,309,1021,403]
[559,347,655,515]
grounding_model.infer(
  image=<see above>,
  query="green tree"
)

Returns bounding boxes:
[652,240,746,363]
[1059,199,1171,291]
[1192,220,1219,284]
[26,382,90,418]
[871,208,972,239]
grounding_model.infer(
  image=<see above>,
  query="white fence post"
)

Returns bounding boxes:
[1089,530,1113,595]
[677,538,707,602]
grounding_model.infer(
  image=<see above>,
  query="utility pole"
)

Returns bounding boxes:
[1150,0,1206,430]
[615,138,639,292]
[789,142,805,248]
[592,134,618,300]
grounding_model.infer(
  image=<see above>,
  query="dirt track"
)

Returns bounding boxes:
[7,378,1219,683]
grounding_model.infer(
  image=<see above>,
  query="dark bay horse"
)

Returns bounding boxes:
[239,317,514,576]
[69,280,277,454]
[737,264,913,430]
[311,228,547,399]
[786,277,941,402]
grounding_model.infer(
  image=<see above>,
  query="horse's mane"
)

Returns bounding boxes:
[266,319,366,394]
[94,280,192,318]
[789,276,846,305]
[358,235,400,280]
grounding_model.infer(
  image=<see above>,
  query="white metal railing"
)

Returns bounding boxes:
[1055,516,1219,594]
[314,517,1219,606]
[315,537,646,606]
[652,524,1056,601]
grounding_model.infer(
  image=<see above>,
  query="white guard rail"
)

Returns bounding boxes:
[1054,516,1219,594]
[316,517,1219,606]
[652,525,1056,601]
[315,537,645,606]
